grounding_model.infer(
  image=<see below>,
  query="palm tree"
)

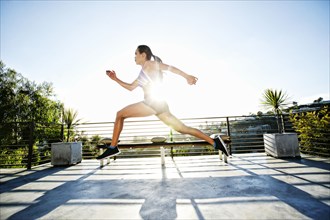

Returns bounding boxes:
[62,108,82,142]
[261,89,289,133]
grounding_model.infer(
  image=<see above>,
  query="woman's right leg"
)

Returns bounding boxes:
[110,102,156,146]
[97,102,157,160]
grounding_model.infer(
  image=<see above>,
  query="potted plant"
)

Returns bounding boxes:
[261,89,300,158]
[51,108,83,165]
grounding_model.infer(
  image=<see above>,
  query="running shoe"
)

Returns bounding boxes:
[214,137,229,156]
[96,146,121,160]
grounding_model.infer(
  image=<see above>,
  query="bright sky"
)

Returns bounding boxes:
[1,0,329,122]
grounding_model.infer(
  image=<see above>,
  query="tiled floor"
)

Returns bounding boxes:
[1,153,329,219]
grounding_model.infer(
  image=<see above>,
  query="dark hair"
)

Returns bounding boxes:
[137,45,162,63]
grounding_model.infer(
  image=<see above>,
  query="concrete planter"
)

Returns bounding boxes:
[51,142,82,166]
[264,133,300,158]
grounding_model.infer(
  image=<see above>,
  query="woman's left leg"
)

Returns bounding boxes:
[157,112,215,145]
[157,111,229,156]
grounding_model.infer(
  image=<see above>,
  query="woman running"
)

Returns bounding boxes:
[97,45,228,159]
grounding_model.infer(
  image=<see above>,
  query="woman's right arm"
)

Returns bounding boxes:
[106,70,138,91]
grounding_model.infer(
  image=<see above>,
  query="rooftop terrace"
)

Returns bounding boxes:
[1,153,329,220]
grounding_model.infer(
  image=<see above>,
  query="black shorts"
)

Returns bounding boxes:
[143,97,169,115]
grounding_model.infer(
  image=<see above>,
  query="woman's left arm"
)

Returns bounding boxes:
[159,63,198,85]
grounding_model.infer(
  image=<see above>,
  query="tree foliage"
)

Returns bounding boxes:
[0,61,64,167]
[0,61,63,125]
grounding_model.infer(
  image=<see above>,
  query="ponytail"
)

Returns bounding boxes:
[152,54,162,63]
[151,55,163,80]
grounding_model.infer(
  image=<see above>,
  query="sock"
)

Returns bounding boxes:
[108,145,116,149]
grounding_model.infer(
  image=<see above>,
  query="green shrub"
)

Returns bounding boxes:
[0,148,25,168]
[290,106,330,156]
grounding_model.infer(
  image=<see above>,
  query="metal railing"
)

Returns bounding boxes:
[1,114,328,169]
[0,122,63,169]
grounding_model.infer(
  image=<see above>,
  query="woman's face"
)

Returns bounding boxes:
[134,49,145,65]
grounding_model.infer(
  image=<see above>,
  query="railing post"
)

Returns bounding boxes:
[60,123,64,141]
[169,129,173,142]
[27,122,35,170]
[160,147,165,166]
[226,117,232,155]
[281,114,286,133]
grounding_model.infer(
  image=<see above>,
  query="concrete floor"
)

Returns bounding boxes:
[1,153,330,220]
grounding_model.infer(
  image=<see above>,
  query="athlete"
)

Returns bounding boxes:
[96,45,229,159]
